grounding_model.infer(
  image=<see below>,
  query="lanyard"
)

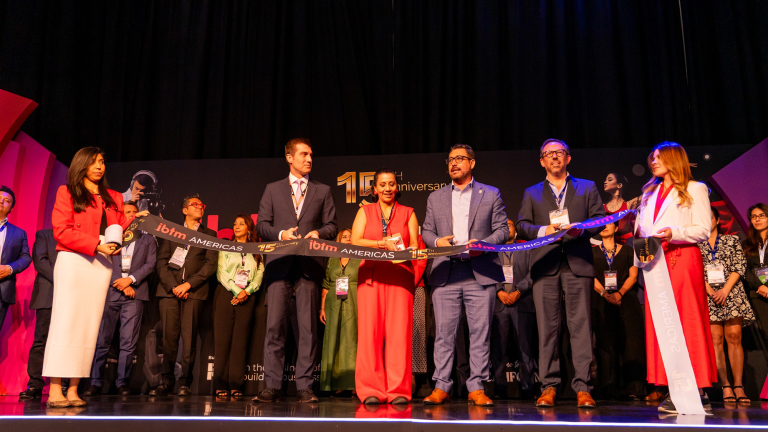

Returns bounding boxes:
[503,252,513,264]
[340,258,350,276]
[548,182,567,209]
[380,202,396,237]
[600,243,617,270]
[759,241,767,266]
[241,253,247,267]
[709,235,720,263]
[291,180,306,218]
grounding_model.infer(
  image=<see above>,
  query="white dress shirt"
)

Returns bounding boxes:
[434,178,474,257]
[0,218,11,275]
[121,241,137,283]
[537,173,570,238]
[278,173,309,240]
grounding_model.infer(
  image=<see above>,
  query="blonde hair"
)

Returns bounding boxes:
[640,142,694,208]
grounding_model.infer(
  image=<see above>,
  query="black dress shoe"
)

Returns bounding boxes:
[117,386,131,396]
[18,387,43,400]
[364,396,381,405]
[297,389,319,403]
[178,386,191,396]
[153,384,169,396]
[391,397,408,405]
[252,387,283,403]
[83,385,102,396]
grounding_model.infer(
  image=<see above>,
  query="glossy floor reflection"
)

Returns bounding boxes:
[2,395,768,428]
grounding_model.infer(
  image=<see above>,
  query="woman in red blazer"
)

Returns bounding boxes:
[44,147,145,407]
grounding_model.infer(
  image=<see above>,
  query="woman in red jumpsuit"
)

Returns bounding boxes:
[352,168,419,404]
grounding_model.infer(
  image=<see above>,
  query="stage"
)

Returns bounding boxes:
[1,396,767,432]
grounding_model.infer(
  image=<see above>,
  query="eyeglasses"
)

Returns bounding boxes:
[446,156,474,165]
[751,213,767,221]
[0,198,12,206]
[187,202,207,210]
[541,149,569,159]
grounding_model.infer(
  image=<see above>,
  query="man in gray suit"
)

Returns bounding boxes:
[422,144,509,406]
[516,139,604,409]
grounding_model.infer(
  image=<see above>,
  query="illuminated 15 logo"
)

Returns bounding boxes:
[337,172,376,203]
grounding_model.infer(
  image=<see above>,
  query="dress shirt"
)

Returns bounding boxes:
[278,173,310,240]
[434,178,474,256]
[537,173,570,238]
[120,241,137,283]
[0,218,11,275]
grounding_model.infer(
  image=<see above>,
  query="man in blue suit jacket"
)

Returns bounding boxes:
[516,139,604,409]
[0,185,32,333]
[86,201,157,396]
[422,144,509,406]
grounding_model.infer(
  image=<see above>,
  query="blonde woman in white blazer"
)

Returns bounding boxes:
[634,142,717,413]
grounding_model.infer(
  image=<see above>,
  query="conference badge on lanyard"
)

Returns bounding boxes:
[706,263,726,285]
[604,271,618,291]
[235,269,251,289]
[121,255,132,272]
[502,265,514,284]
[169,246,189,269]
[549,208,570,227]
[756,267,768,285]
[336,277,350,298]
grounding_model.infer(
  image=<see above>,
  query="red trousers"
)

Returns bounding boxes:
[355,276,414,402]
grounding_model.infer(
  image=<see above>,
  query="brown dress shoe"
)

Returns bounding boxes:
[467,389,493,406]
[644,391,665,402]
[576,391,596,408]
[423,389,450,405]
[536,387,556,407]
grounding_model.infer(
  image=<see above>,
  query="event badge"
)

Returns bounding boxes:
[604,271,618,291]
[549,208,570,227]
[503,265,514,284]
[756,267,768,285]
[336,276,350,298]
[121,255,131,272]
[706,263,726,285]
[235,269,250,289]
[169,246,189,269]
[389,233,406,251]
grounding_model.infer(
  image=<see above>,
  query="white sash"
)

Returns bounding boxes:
[640,248,706,415]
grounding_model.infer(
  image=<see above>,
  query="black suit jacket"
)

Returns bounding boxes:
[30,229,58,310]
[155,224,218,300]
[0,222,32,304]
[256,176,337,281]
[495,249,535,313]
[110,234,157,302]
[516,176,605,279]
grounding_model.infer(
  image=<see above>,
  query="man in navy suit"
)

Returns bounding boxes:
[0,185,32,334]
[19,229,58,399]
[86,201,157,396]
[491,223,538,399]
[422,144,509,406]
[254,138,337,403]
[516,139,604,409]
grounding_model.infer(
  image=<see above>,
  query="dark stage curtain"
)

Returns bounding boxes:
[0,0,766,163]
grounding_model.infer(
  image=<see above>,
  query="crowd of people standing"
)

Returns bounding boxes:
[2,138,767,415]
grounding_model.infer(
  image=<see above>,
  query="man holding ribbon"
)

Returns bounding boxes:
[422,144,509,407]
[516,139,604,409]
[254,138,338,403]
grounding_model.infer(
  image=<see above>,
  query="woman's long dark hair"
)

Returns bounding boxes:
[231,214,262,266]
[67,147,117,213]
[744,203,768,256]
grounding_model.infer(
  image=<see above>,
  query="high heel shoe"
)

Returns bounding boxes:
[46,399,72,408]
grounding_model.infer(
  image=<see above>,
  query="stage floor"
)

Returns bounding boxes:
[2,396,768,431]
